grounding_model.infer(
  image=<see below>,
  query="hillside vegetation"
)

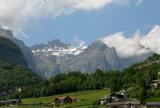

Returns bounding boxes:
[7,54,160,102]
[0,37,42,99]
[0,61,42,97]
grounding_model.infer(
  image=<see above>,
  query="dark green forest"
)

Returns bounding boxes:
[6,54,160,102]
[0,61,41,96]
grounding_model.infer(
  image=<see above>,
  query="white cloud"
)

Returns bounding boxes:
[71,36,86,48]
[100,25,160,58]
[0,0,142,37]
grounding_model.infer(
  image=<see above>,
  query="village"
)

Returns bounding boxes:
[0,79,159,108]
[52,81,160,108]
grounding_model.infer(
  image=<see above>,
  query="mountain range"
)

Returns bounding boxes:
[0,27,153,78]
[31,38,153,78]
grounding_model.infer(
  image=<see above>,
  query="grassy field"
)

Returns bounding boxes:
[0,89,110,108]
[0,105,48,108]
[24,88,110,108]
[146,97,160,102]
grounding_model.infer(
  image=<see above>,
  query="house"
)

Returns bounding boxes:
[6,99,21,105]
[54,96,76,104]
[146,102,160,108]
[110,93,125,102]
[120,90,128,100]
[107,100,140,108]
[0,99,21,106]
[0,100,7,106]
[99,96,109,105]
[150,80,160,88]
[99,90,128,105]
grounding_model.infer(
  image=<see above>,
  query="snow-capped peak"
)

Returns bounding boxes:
[32,42,87,57]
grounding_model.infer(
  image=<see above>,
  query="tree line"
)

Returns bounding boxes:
[4,54,160,102]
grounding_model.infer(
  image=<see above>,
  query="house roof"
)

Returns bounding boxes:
[0,99,20,104]
[151,80,160,83]
[107,101,140,106]
[6,99,20,102]
[54,96,66,100]
[110,93,124,98]
[54,96,76,100]
[146,102,160,106]
[0,101,7,103]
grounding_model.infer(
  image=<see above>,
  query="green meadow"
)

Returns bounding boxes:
[0,89,110,108]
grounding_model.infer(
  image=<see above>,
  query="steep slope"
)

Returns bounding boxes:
[16,54,160,100]
[31,39,87,77]
[0,37,41,95]
[32,40,121,77]
[130,53,160,69]
[62,40,120,73]
[0,37,26,65]
[119,52,153,69]
[0,26,36,72]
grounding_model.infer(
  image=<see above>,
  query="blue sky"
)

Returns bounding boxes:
[0,0,160,47]
[20,0,160,46]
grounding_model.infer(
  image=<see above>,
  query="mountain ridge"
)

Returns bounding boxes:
[32,39,153,78]
[0,26,154,78]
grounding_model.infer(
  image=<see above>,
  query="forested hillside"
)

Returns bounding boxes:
[0,37,42,98]
[9,54,160,102]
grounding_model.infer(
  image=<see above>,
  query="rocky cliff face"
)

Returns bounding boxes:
[62,40,120,73]
[32,39,152,78]
[13,39,36,71]
[31,39,87,77]
[31,40,121,78]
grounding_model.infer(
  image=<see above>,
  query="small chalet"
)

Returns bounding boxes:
[7,99,21,105]
[0,99,21,106]
[110,93,125,102]
[107,100,140,108]
[99,90,128,105]
[54,96,76,104]
[150,80,160,88]
[0,100,6,106]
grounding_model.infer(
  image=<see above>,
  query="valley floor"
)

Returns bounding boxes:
[0,89,110,108]
[0,106,48,108]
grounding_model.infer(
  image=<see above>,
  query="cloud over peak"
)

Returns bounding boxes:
[101,25,160,58]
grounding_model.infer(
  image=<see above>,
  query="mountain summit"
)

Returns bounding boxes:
[31,39,87,77]
[64,40,120,72]
[32,39,153,78]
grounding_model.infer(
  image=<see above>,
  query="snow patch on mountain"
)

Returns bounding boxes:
[32,43,87,57]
